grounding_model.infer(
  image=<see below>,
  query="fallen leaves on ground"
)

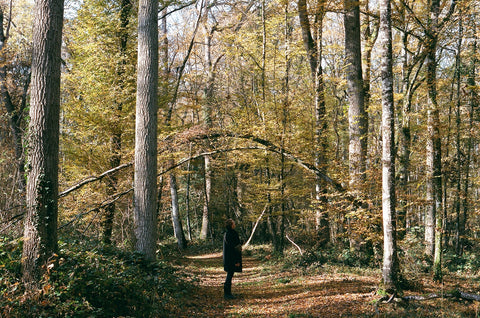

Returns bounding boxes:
[173,252,480,317]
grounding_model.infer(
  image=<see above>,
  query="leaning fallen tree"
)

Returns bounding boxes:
[377,290,480,304]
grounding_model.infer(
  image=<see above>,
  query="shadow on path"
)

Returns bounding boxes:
[174,252,380,318]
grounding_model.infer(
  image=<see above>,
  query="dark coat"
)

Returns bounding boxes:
[223,228,242,273]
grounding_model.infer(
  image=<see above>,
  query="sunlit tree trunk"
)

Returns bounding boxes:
[379,0,398,291]
[344,0,367,250]
[185,144,193,240]
[22,0,64,288]
[160,5,187,248]
[200,155,211,239]
[424,0,443,281]
[344,0,367,189]
[134,0,158,261]
[200,3,214,239]
[170,172,187,249]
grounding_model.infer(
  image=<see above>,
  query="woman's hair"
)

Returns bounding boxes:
[225,218,235,230]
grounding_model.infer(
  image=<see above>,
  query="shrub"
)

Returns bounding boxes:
[0,237,193,318]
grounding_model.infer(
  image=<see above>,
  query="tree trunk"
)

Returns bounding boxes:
[424,0,443,281]
[200,3,215,239]
[298,0,329,244]
[103,0,131,244]
[22,0,64,288]
[185,144,193,240]
[134,0,158,261]
[453,14,463,256]
[461,30,477,256]
[379,0,398,291]
[170,172,187,249]
[344,0,367,191]
[344,0,367,251]
[200,155,211,239]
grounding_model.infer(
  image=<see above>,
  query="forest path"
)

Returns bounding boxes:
[175,251,381,317]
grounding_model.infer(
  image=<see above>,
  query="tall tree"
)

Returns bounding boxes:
[379,0,398,291]
[22,0,64,288]
[459,18,477,256]
[62,0,136,244]
[397,0,425,239]
[160,5,187,249]
[424,0,456,281]
[103,0,133,245]
[200,0,215,240]
[344,0,367,250]
[344,0,367,190]
[298,0,330,244]
[134,0,158,261]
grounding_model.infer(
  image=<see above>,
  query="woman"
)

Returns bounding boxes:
[223,219,242,299]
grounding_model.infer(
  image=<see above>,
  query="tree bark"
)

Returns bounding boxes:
[170,172,187,249]
[298,0,329,244]
[200,2,215,239]
[379,0,398,291]
[461,29,477,256]
[200,155,211,239]
[424,0,443,281]
[185,144,193,240]
[134,0,158,261]
[344,0,367,191]
[344,0,367,252]
[22,0,64,288]
[453,14,463,256]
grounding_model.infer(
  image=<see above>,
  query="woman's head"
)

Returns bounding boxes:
[225,218,235,230]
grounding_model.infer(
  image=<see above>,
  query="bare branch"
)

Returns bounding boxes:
[59,162,133,198]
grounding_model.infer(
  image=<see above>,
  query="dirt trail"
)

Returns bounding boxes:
[175,252,380,317]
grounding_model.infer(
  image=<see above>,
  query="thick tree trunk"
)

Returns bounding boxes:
[344,0,367,190]
[134,0,158,261]
[344,0,367,251]
[379,0,398,291]
[22,0,64,288]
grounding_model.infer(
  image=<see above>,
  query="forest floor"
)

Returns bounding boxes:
[173,249,480,317]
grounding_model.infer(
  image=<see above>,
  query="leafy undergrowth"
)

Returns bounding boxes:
[0,237,194,318]
[2,237,480,317]
[175,245,480,318]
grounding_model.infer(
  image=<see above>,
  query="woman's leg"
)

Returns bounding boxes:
[224,271,235,299]
[225,271,234,285]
